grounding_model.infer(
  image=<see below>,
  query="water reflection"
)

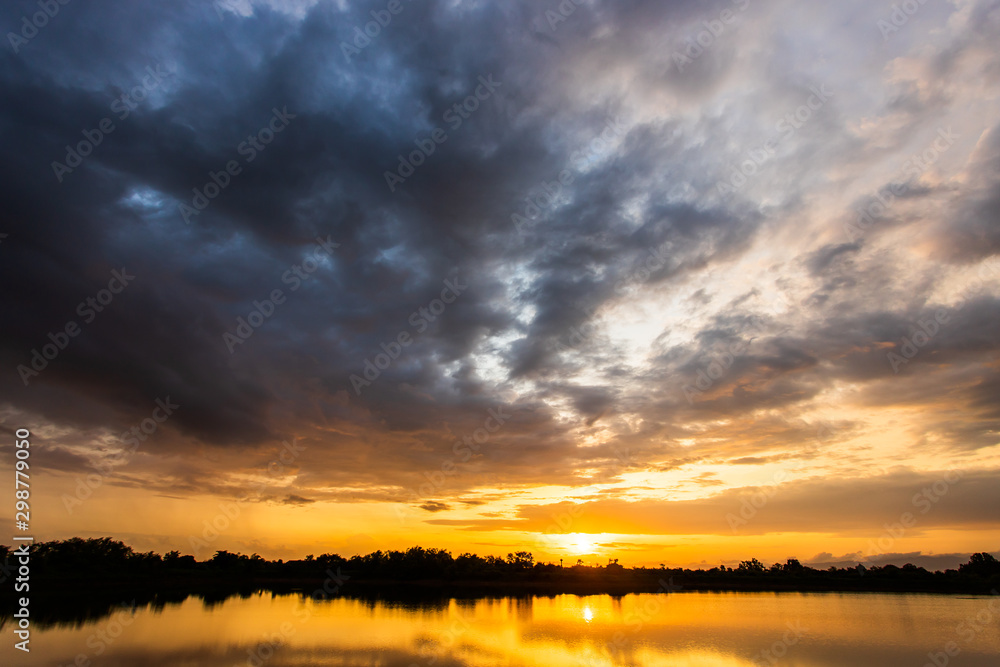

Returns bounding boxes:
[2,590,998,666]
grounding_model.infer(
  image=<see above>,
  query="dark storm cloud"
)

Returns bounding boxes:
[0,0,998,546]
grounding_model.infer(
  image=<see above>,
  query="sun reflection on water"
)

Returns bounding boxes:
[6,591,1000,667]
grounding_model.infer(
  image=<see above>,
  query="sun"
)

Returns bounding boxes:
[565,533,598,556]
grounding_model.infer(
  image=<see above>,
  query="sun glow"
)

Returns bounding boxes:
[564,533,599,556]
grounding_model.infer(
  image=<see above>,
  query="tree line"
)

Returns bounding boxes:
[2,538,997,591]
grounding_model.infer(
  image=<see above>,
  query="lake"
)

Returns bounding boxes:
[5,590,999,666]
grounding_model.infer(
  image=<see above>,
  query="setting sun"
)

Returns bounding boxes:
[565,533,599,556]
[3,0,1000,664]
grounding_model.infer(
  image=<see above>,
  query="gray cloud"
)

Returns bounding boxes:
[0,0,998,554]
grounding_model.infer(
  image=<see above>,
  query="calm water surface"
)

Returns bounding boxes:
[5,591,999,666]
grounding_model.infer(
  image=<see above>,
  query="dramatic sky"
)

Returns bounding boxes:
[1,0,998,569]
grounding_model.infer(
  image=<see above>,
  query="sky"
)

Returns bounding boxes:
[1,0,998,570]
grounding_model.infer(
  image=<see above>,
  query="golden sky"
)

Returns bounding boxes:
[1,0,999,570]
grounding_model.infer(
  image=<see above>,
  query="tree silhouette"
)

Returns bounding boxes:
[737,558,767,574]
[959,552,1000,577]
[8,536,996,596]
